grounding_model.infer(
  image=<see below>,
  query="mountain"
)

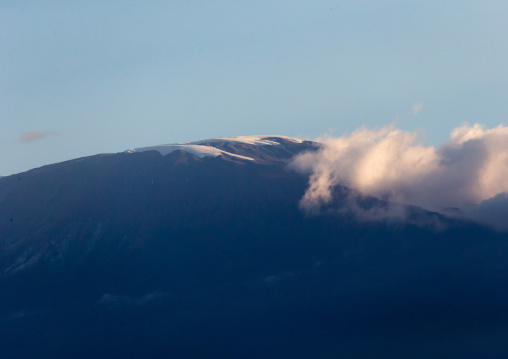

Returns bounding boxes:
[1,136,508,358]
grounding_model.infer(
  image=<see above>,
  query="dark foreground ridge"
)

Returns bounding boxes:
[1,136,508,358]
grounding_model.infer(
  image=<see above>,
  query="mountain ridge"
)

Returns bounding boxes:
[1,134,508,358]
[125,135,318,164]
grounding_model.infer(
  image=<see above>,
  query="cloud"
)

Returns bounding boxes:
[19,131,58,143]
[291,124,508,229]
[464,193,508,231]
[412,102,423,116]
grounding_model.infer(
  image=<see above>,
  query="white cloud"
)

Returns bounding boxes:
[291,124,508,229]
[412,102,423,116]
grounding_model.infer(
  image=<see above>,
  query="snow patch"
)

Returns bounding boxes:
[126,144,254,161]
[186,135,304,146]
[125,135,304,160]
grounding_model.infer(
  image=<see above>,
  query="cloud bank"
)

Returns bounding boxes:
[291,124,508,229]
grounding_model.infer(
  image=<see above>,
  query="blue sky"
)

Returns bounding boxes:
[2,0,508,175]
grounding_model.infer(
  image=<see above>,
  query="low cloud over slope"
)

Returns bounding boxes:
[292,124,508,229]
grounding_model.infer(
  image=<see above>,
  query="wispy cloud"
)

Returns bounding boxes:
[412,102,423,116]
[291,124,508,229]
[19,131,58,143]
[97,291,166,308]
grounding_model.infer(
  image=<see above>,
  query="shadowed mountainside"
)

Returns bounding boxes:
[1,137,508,358]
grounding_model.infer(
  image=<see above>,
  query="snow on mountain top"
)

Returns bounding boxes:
[125,144,255,160]
[185,135,304,146]
[125,135,306,160]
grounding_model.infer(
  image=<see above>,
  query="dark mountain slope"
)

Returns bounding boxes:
[1,138,508,358]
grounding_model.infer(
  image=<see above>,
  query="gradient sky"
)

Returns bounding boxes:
[2,0,508,175]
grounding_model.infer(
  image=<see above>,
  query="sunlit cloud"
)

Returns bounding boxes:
[291,123,508,229]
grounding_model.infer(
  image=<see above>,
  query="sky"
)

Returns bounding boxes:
[2,1,508,175]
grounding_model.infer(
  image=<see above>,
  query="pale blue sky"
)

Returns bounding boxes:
[2,1,508,175]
